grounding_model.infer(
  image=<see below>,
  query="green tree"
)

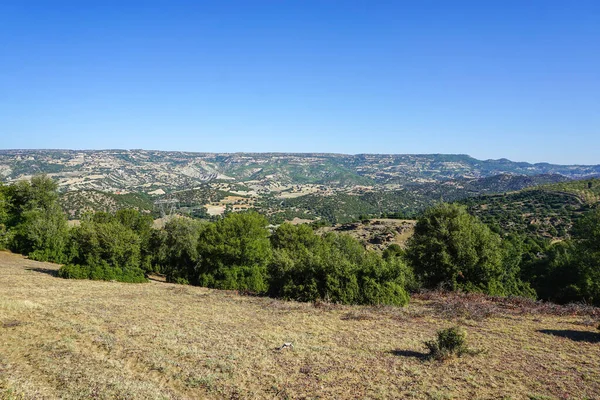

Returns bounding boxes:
[529,241,579,303]
[406,203,531,296]
[13,204,69,262]
[115,208,153,235]
[570,208,600,304]
[0,184,8,249]
[62,214,146,282]
[196,212,272,293]
[160,217,205,284]
[5,176,69,262]
[115,208,154,271]
[68,218,142,269]
[4,176,60,224]
[524,208,600,304]
[382,243,404,260]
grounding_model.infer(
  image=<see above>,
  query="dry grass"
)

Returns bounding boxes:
[1,251,599,399]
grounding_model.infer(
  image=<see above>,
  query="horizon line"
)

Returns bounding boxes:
[0,148,598,167]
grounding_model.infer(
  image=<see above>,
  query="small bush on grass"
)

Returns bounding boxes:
[424,326,480,361]
[58,263,147,283]
[57,264,89,279]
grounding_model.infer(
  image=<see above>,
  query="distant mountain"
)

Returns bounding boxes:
[0,149,598,193]
[1,149,597,223]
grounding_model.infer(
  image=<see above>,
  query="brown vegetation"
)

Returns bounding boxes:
[1,251,599,399]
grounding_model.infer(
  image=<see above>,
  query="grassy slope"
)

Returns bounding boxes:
[536,178,600,204]
[1,252,599,400]
[459,178,600,241]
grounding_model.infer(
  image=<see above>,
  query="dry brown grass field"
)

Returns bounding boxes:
[1,251,599,400]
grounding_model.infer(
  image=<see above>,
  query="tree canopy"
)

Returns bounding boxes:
[405,203,533,297]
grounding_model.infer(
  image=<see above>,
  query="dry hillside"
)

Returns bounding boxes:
[1,251,599,399]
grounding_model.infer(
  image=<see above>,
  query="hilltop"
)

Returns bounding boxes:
[1,251,599,399]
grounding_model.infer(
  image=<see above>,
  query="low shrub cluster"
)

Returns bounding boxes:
[268,224,411,305]
[58,263,147,283]
[157,217,411,306]
[424,326,477,361]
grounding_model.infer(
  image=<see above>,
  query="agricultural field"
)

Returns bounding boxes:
[1,251,599,400]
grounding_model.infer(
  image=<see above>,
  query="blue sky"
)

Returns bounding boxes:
[0,1,598,164]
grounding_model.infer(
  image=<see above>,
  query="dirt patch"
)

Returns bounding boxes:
[319,219,416,250]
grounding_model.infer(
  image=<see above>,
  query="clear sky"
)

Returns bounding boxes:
[1,1,599,164]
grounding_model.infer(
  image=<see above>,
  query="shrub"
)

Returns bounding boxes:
[424,326,473,361]
[382,243,403,259]
[195,212,272,293]
[406,203,533,297]
[157,218,205,282]
[525,208,600,305]
[9,197,69,263]
[58,263,147,283]
[68,218,142,270]
[269,224,410,306]
[57,264,89,279]
[60,211,148,283]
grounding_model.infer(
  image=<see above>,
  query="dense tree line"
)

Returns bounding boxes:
[406,202,600,305]
[1,176,599,306]
[0,177,412,305]
[153,215,411,305]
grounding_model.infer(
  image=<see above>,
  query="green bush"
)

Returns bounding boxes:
[57,264,89,279]
[195,212,272,293]
[68,218,141,270]
[424,326,473,361]
[5,176,69,263]
[58,263,147,283]
[62,211,147,283]
[268,224,410,306]
[156,218,205,283]
[522,208,600,305]
[406,203,533,297]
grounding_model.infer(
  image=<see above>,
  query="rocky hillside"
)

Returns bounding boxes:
[3,150,597,223]
[1,150,598,193]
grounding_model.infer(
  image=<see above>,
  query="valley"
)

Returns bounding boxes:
[1,150,596,229]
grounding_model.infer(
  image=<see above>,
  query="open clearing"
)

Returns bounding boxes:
[1,251,599,399]
[318,219,417,251]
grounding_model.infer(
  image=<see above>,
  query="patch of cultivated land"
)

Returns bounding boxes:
[1,252,599,399]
